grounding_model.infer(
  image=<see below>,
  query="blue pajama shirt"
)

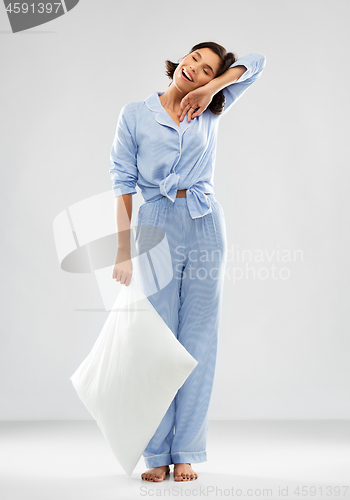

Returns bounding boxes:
[109,52,266,467]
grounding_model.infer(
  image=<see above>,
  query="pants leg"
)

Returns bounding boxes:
[134,194,227,468]
[171,196,227,464]
[134,197,184,468]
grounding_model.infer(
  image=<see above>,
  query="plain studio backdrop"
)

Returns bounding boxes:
[0,0,349,423]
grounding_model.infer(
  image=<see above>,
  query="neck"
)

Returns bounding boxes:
[159,82,187,110]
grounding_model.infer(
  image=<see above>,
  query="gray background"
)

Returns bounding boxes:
[1,0,349,421]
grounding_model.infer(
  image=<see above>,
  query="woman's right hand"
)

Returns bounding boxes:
[112,249,133,286]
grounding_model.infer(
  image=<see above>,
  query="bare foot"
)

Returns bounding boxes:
[174,463,198,481]
[141,465,170,482]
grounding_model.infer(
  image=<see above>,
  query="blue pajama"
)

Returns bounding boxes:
[133,193,227,467]
[108,52,266,467]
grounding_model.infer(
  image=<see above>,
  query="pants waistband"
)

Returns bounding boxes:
[153,193,216,207]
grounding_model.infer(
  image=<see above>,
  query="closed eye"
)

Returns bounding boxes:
[192,56,208,75]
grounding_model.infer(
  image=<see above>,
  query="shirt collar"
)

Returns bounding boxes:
[145,91,163,112]
[144,91,193,134]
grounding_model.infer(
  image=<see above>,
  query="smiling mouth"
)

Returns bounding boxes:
[182,68,193,82]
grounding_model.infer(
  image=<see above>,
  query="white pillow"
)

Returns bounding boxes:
[69,275,198,477]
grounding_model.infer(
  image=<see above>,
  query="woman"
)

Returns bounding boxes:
[110,42,266,482]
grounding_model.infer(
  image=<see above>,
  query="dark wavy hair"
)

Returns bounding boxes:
[165,41,237,115]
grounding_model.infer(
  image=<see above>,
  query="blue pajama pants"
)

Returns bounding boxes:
[134,193,227,468]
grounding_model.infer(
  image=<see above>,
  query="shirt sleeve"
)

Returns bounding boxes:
[109,103,138,197]
[220,53,266,116]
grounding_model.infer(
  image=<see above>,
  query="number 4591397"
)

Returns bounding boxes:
[6,3,63,14]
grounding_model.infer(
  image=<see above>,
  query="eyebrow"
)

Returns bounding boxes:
[193,51,215,75]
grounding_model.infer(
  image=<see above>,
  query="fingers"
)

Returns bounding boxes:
[119,273,127,286]
[177,98,188,117]
[115,274,132,286]
[184,106,200,122]
[178,104,200,122]
[123,273,132,286]
[190,107,202,119]
[113,268,122,283]
[187,108,194,122]
[177,93,202,122]
[178,103,191,122]
[112,266,132,286]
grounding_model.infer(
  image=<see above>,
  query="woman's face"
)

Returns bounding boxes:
[175,48,222,91]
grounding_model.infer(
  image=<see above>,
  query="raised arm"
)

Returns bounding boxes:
[206,52,266,116]
[109,103,138,286]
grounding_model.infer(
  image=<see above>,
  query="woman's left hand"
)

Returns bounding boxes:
[178,86,214,122]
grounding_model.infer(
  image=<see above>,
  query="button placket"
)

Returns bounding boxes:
[170,129,182,175]
[153,94,194,202]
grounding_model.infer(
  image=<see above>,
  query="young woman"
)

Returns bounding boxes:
[110,42,266,482]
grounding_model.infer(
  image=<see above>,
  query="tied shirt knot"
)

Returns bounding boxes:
[159,173,213,219]
[186,185,213,219]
